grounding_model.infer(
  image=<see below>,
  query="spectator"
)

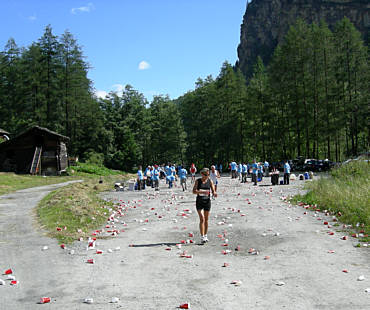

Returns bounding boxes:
[284,160,291,185]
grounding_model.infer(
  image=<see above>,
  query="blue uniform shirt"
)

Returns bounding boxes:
[252,163,258,175]
[179,168,187,179]
[230,162,237,171]
[284,163,291,174]
[242,164,248,173]
[137,169,144,180]
[152,168,159,181]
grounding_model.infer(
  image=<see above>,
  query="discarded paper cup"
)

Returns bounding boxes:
[4,269,12,275]
[111,297,119,303]
[179,303,190,309]
[87,259,94,264]
[10,280,18,285]
[39,297,51,304]
[84,298,94,304]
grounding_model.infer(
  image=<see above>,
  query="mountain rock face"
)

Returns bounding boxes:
[237,0,369,78]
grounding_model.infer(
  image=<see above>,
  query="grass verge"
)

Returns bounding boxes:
[0,173,79,196]
[291,160,370,242]
[36,163,132,244]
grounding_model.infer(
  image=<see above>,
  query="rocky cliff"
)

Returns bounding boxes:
[236,0,369,78]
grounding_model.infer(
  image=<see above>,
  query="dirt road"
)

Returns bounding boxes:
[0,176,369,309]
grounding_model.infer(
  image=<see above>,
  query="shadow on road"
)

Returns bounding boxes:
[130,242,179,247]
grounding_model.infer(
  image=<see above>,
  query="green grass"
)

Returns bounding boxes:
[37,167,132,244]
[291,160,370,241]
[0,163,123,196]
[67,162,123,176]
[0,172,79,196]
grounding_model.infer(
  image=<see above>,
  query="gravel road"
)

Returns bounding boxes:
[0,176,369,309]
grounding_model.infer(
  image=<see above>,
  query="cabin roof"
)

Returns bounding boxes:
[0,126,69,150]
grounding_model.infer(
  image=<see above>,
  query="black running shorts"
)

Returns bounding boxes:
[196,196,211,211]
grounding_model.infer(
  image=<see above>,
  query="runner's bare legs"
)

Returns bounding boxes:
[197,209,205,236]
[203,210,209,236]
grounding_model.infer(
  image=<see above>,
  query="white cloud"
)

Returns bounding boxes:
[138,61,151,70]
[112,84,125,93]
[71,3,94,15]
[28,15,37,21]
[95,90,108,99]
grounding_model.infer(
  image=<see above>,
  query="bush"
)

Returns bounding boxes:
[67,162,122,176]
[292,160,370,238]
[83,151,105,166]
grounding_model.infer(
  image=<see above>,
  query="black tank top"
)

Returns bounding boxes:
[197,178,211,198]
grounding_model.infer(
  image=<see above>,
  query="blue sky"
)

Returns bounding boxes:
[1,0,248,100]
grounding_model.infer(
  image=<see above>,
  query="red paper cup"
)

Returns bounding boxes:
[10,280,18,285]
[87,259,94,264]
[4,269,12,275]
[179,303,190,309]
[40,297,51,304]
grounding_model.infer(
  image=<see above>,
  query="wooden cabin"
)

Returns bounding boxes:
[0,126,69,175]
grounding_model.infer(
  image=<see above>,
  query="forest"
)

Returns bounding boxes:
[0,18,368,172]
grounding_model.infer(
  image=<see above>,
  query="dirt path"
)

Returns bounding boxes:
[0,176,369,309]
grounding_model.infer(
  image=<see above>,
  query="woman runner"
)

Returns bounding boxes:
[193,168,217,243]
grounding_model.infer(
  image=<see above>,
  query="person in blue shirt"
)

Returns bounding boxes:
[165,164,175,188]
[230,161,237,179]
[137,165,144,190]
[171,164,177,183]
[152,165,160,191]
[179,166,188,191]
[284,160,291,185]
[264,161,270,177]
[219,163,223,174]
[238,163,242,180]
[164,164,172,184]
[241,163,248,183]
[258,163,264,181]
[252,160,258,186]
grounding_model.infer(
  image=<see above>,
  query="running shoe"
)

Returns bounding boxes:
[203,235,209,242]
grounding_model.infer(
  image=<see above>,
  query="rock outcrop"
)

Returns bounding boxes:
[237,0,369,78]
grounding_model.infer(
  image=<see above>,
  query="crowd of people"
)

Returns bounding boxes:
[136,160,292,191]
